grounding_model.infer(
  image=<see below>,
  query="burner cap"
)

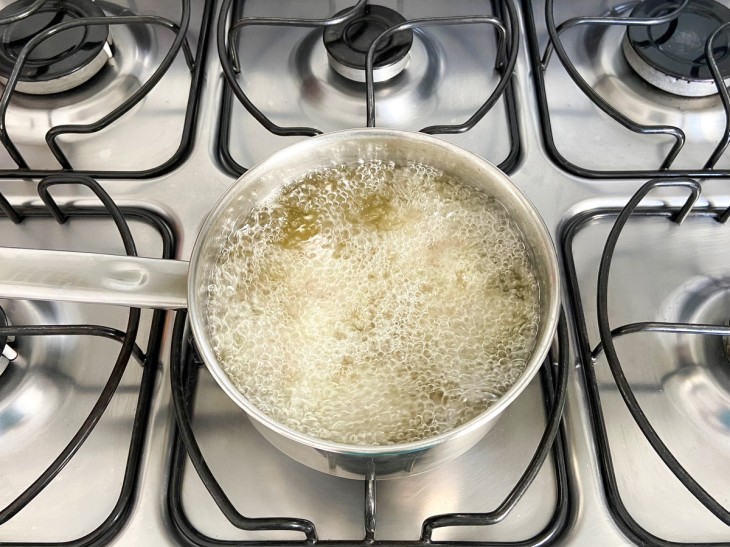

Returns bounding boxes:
[0,0,111,95]
[323,5,413,83]
[623,0,730,97]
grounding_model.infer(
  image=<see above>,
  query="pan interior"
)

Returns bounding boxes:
[188,130,559,454]
[204,159,541,446]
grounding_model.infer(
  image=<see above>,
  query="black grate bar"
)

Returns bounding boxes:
[37,175,141,246]
[421,0,518,135]
[0,324,146,365]
[596,178,730,526]
[217,0,367,138]
[216,81,247,177]
[420,308,568,539]
[590,321,730,361]
[0,175,141,525]
[493,0,522,174]
[526,0,730,178]
[0,191,175,545]
[542,0,688,171]
[718,205,730,224]
[0,0,43,25]
[219,0,520,143]
[540,0,690,68]
[364,13,513,132]
[0,191,22,223]
[76,328,160,547]
[44,13,194,170]
[420,6,518,135]
[0,2,193,171]
[0,302,7,355]
[94,0,195,68]
[561,205,730,545]
[167,307,570,545]
[169,311,318,542]
[704,22,730,169]
[226,0,368,72]
[0,0,213,179]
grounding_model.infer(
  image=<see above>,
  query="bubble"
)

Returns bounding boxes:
[205,161,542,446]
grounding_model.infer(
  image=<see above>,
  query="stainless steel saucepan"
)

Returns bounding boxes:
[0,129,560,478]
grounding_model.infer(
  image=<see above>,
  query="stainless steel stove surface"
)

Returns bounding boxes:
[217,1,520,175]
[0,0,729,545]
[564,204,730,543]
[0,0,211,176]
[0,205,170,542]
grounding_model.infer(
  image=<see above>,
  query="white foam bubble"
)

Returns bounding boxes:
[205,160,541,446]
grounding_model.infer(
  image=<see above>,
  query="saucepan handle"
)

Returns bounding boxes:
[0,247,189,309]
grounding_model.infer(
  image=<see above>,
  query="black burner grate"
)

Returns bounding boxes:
[524,0,730,178]
[0,176,176,544]
[0,0,213,178]
[562,180,730,544]
[216,0,522,177]
[167,308,571,545]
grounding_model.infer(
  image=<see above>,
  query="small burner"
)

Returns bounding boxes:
[623,0,730,97]
[323,5,413,83]
[0,0,112,95]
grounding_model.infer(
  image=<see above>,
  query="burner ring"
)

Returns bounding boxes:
[0,0,111,95]
[623,0,730,97]
[323,5,413,83]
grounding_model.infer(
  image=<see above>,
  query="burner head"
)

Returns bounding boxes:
[323,5,413,83]
[623,0,730,97]
[0,0,111,95]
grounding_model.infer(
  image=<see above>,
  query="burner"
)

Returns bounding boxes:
[622,0,730,97]
[323,5,413,83]
[0,0,112,95]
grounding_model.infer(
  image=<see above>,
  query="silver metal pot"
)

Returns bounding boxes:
[0,129,560,478]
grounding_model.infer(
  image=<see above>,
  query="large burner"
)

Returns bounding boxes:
[622,0,730,97]
[0,0,112,95]
[323,5,413,83]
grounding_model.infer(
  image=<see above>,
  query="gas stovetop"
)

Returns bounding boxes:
[0,1,729,545]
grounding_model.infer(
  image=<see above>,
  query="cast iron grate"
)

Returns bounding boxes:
[0,0,213,178]
[524,0,730,179]
[0,176,175,545]
[562,179,730,544]
[167,308,570,546]
[216,0,522,177]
